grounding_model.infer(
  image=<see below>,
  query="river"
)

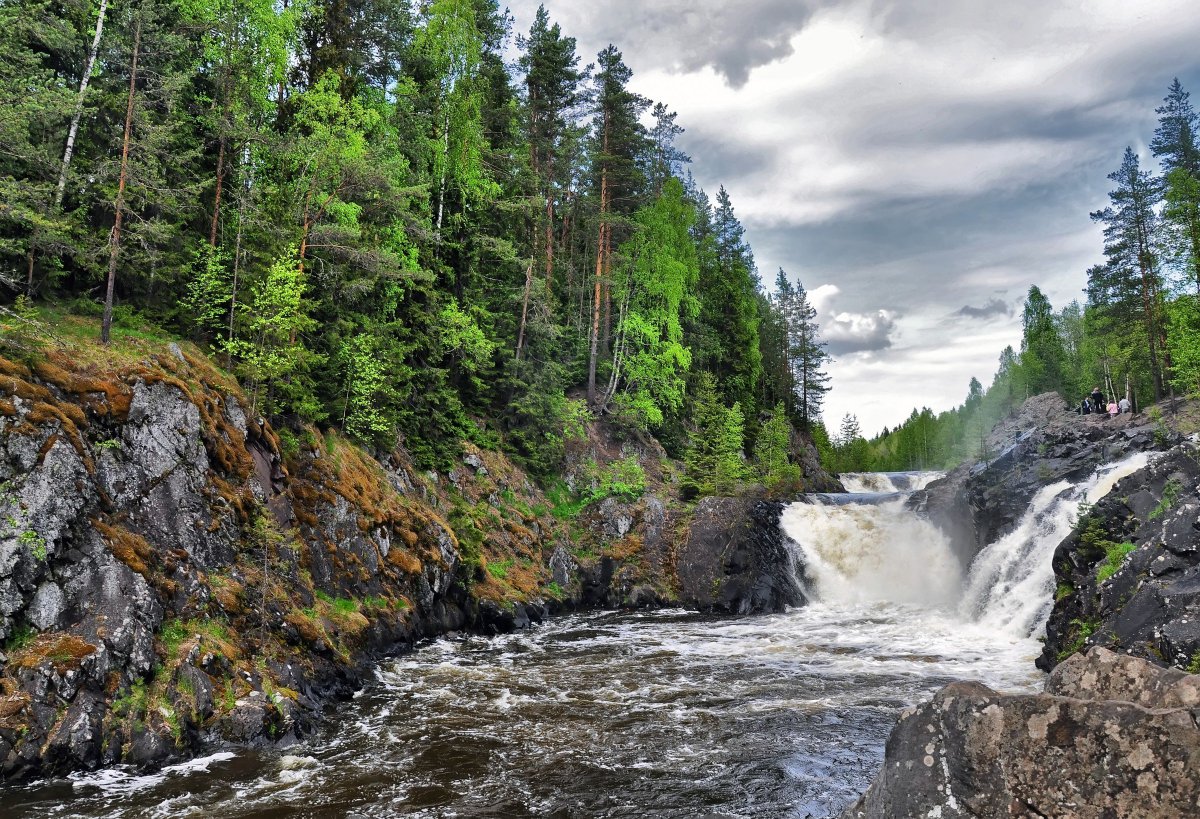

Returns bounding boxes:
[0,460,1152,818]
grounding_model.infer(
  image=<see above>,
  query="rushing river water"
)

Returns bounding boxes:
[0,460,1154,818]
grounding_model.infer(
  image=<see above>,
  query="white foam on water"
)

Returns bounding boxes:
[69,751,236,796]
[781,495,962,607]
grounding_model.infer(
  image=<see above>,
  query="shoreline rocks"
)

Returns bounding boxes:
[842,647,1200,819]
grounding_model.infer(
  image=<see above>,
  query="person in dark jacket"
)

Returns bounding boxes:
[1089,386,1105,413]
[1080,397,1092,415]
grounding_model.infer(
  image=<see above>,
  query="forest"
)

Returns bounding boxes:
[832,78,1200,474]
[0,0,833,491]
[6,0,1194,484]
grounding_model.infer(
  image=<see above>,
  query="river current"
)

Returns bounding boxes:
[0,459,1153,818]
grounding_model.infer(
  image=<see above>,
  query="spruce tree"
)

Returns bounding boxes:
[1089,148,1166,400]
[1018,285,1066,396]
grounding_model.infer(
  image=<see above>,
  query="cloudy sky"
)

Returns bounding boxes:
[508,0,1200,436]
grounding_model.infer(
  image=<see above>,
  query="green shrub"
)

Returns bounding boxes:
[1096,541,1136,583]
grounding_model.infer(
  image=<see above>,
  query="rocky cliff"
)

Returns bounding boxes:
[915,392,1169,568]
[841,647,1200,818]
[1039,434,1200,673]
[0,323,818,779]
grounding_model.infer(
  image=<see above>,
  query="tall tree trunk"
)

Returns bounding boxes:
[515,261,533,362]
[55,0,109,208]
[101,18,141,346]
[587,221,605,405]
[25,248,35,299]
[544,154,555,291]
[209,136,226,246]
[587,153,609,405]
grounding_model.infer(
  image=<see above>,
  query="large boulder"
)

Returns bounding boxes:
[842,648,1200,818]
[676,496,803,614]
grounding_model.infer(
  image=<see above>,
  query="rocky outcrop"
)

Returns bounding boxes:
[0,348,566,780]
[0,337,826,781]
[915,392,1168,565]
[842,647,1200,818]
[676,496,802,614]
[1039,438,1200,672]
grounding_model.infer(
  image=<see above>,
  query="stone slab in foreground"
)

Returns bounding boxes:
[842,648,1200,818]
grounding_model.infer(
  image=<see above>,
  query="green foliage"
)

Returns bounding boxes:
[683,373,746,498]
[1188,651,1200,674]
[223,250,324,418]
[486,559,512,580]
[1055,580,1073,602]
[546,480,589,520]
[1059,617,1100,660]
[754,403,801,490]
[1150,478,1182,520]
[183,243,232,341]
[19,529,47,562]
[4,624,35,652]
[1096,541,1136,583]
[338,334,397,446]
[605,178,699,429]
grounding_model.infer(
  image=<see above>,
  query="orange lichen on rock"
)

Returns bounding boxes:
[10,633,97,674]
[93,519,154,577]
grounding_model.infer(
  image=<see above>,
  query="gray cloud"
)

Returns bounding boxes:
[824,308,897,355]
[808,285,898,355]
[510,0,825,87]
[956,298,1012,320]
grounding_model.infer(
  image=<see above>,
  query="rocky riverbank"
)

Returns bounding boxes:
[842,647,1200,818]
[0,324,832,780]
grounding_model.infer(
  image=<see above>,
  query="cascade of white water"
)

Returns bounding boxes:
[780,482,961,607]
[839,472,943,494]
[960,451,1153,637]
[783,454,1155,637]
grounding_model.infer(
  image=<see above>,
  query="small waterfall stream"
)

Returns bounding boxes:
[0,458,1154,818]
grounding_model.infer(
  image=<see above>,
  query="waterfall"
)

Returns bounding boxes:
[839,472,943,493]
[959,451,1153,636]
[783,454,1154,637]
[780,473,962,607]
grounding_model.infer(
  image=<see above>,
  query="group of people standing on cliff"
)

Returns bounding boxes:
[1079,386,1131,417]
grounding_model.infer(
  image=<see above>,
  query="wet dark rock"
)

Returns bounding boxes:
[918,392,1170,565]
[676,496,802,614]
[1039,440,1200,672]
[843,648,1200,819]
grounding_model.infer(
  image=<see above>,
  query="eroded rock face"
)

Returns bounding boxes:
[676,496,802,614]
[1040,440,1200,672]
[842,648,1200,819]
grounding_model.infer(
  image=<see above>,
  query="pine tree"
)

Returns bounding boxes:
[694,186,761,415]
[517,5,584,291]
[0,0,78,295]
[586,44,648,405]
[1089,148,1167,400]
[777,269,830,429]
[1151,78,1200,175]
